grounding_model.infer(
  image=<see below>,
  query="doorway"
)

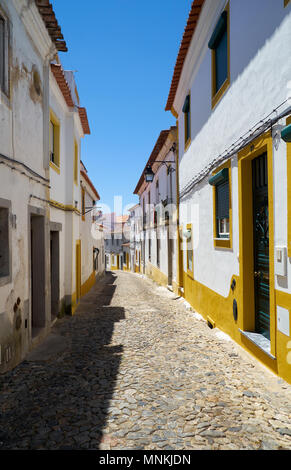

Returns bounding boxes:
[50,230,60,321]
[252,153,270,339]
[30,214,46,336]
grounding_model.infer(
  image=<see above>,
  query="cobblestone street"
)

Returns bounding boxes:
[0,271,290,450]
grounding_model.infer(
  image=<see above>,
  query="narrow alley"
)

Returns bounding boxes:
[0,271,290,451]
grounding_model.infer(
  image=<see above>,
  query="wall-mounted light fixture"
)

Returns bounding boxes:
[144,160,176,183]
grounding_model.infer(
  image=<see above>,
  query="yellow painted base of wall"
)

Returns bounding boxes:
[123,266,131,272]
[71,271,97,315]
[81,271,96,297]
[145,263,168,288]
[182,271,291,385]
[172,280,181,296]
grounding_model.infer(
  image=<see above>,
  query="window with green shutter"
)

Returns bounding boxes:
[183,94,191,148]
[209,166,231,244]
[208,3,230,108]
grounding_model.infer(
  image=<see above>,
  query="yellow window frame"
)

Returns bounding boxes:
[49,110,60,173]
[286,116,291,257]
[211,1,230,109]
[212,160,232,249]
[186,223,194,278]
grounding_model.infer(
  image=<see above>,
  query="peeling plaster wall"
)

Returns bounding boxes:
[0,0,52,372]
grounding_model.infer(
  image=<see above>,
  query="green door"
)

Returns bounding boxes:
[252,153,270,339]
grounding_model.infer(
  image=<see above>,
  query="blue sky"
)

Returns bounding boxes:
[53,0,192,214]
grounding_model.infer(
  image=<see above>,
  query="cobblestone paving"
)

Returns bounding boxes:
[0,270,290,450]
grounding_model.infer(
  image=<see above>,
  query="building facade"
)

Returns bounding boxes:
[0,0,66,371]
[134,127,178,289]
[0,0,103,373]
[165,0,291,383]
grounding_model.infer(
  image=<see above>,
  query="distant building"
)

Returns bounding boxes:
[103,213,130,270]
[133,127,178,289]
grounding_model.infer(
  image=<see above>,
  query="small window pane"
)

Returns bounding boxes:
[49,121,55,162]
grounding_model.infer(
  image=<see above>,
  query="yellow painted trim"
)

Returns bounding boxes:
[49,109,60,168]
[186,223,194,279]
[211,1,230,109]
[49,198,80,214]
[49,160,60,174]
[180,131,291,384]
[286,115,291,257]
[145,262,168,288]
[181,270,287,381]
[171,106,178,119]
[212,160,232,250]
[238,131,276,357]
[81,271,96,297]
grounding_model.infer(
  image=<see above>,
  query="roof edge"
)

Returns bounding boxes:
[165,0,205,113]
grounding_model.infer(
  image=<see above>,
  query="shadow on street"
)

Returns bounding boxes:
[0,271,124,450]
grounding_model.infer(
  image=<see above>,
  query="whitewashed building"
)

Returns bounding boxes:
[0,0,67,372]
[0,0,103,373]
[165,0,291,384]
[134,127,178,288]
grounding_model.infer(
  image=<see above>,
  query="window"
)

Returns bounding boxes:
[0,12,9,96]
[155,179,159,204]
[186,224,193,277]
[183,94,191,149]
[49,111,60,171]
[216,178,229,239]
[74,140,78,185]
[209,162,232,249]
[208,3,230,108]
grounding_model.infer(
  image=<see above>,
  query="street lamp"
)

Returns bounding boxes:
[144,161,176,183]
[144,165,155,182]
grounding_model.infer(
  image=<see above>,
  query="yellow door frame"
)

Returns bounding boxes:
[238,131,276,357]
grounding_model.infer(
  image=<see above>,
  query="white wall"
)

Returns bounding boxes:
[177,0,291,297]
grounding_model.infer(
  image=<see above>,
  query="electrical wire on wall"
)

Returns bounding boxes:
[179,100,291,200]
[0,153,50,189]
